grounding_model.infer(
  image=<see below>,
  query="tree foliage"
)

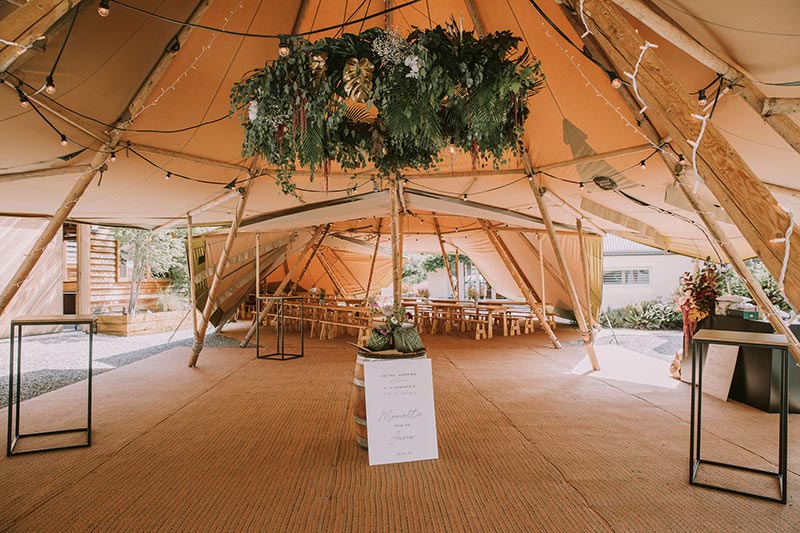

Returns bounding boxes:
[719,258,791,312]
[114,228,186,314]
[421,253,472,273]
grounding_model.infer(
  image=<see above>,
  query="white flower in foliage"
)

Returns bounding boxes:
[404,55,420,78]
[248,100,259,122]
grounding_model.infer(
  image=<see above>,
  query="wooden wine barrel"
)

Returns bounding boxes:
[352,348,426,449]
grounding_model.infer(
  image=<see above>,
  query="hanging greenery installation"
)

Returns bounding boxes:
[230,23,544,194]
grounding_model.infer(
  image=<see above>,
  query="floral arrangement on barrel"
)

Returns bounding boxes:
[366,303,425,353]
[230,21,543,194]
[676,259,720,361]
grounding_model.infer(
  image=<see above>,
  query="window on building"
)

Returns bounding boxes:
[117,241,132,282]
[603,268,651,285]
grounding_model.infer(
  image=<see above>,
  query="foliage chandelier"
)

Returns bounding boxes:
[231,24,544,194]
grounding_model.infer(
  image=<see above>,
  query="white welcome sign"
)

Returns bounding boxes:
[363,358,439,466]
[702,344,739,401]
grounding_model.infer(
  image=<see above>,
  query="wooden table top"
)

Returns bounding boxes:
[693,328,789,348]
[11,314,96,326]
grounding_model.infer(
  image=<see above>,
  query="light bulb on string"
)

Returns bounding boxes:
[697,89,707,107]
[165,171,171,180]
[640,160,647,170]
[109,152,117,163]
[17,88,29,108]
[608,72,622,89]
[45,75,56,95]
[60,134,68,147]
[98,1,110,17]
[579,182,585,190]
[278,35,290,57]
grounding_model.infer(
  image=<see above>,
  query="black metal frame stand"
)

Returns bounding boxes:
[256,296,304,361]
[690,330,789,504]
[7,315,96,456]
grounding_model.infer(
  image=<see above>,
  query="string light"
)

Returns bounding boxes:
[98,0,110,17]
[45,75,56,95]
[124,1,244,126]
[608,72,622,89]
[697,89,708,107]
[0,36,45,56]
[110,151,117,162]
[687,113,710,192]
[278,35,291,57]
[578,0,592,37]
[165,171,171,180]
[60,134,68,146]
[624,41,658,114]
[17,87,29,108]
[640,160,646,170]
[579,182,585,190]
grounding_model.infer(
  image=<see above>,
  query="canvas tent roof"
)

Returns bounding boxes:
[0,0,799,324]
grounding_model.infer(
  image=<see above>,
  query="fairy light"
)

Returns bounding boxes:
[578,0,592,38]
[608,72,622,89]
[60,134,68,146]
[624,41,658,114]
[640,160,646,170]
[687,113,710,192]
[542,27,664,155]
[1,36,45,56]
[125,0,244,126]
[697,89,708,107]
[110,151,117,162]
[98,0,110,17]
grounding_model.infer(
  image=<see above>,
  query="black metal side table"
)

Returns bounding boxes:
[7,314,97,456]
[690,328,789,503]
[256,296,304,361]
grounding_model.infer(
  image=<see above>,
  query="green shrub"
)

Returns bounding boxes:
[605,299,682,330]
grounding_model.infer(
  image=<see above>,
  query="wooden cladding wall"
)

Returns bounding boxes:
[88,227,170,314]
[0,217,63,338]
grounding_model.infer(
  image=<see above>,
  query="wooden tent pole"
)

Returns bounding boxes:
[187,215,198,339]
[365,220,383,299]
[583,0,800,310]
[433,217,458,298]
[0,165,93,184]
[538,234,547,317]
[525,163,599,369]
[479,219,561,349]
[389,180,404,305]
[127,143,249,172]
[455,248,462,299]
[0,0,78,72]
[318,251,346,297]
[240,225,329,347]
[608,0,800,154]
[576,219,595,328]
[189,184,251,366]
[255,231,261,302]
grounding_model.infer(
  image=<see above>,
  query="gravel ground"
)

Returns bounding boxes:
[0,325,684,408]
[0,327,242,409]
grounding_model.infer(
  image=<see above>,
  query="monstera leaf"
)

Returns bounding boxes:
[343,57,375,102]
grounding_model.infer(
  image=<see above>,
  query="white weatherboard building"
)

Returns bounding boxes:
[602,235,694,311]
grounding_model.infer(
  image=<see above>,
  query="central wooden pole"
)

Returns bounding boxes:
[365,220,383,299]
[389,180,404,305]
